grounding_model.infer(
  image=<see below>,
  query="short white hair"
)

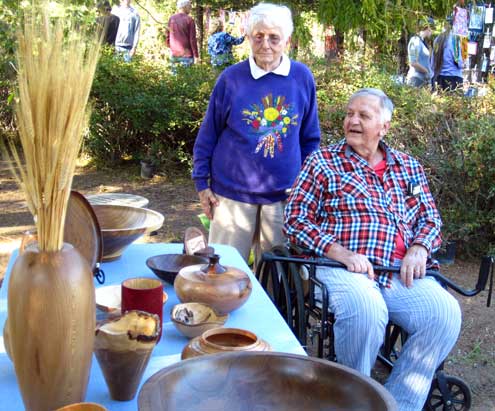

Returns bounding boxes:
[177,0,190,9]
[244,3,293,41]
[349,88,394,122]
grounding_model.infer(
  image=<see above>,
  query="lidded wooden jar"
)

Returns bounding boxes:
[174,254,252,315]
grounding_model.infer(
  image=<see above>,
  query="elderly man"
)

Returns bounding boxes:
[284,88,461,411]
[166,0,199,69]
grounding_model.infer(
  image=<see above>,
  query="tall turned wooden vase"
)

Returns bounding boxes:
[7,243,95,411]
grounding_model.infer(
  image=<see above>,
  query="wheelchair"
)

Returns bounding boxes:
[255,245,494,411]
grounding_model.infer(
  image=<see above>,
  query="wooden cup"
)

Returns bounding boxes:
[121,278,165,340]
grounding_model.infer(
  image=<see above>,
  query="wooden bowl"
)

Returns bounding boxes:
[138,352,397,411]
[146,254,208,284]
[54,403,107,411]
[170,302,228,339]
[91,204,164,261]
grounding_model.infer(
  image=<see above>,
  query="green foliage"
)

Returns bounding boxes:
[86,48,216,170]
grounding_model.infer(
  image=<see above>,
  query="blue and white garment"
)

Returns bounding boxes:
[207,32,244,67]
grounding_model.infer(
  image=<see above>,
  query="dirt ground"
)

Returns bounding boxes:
[0,161,494,411]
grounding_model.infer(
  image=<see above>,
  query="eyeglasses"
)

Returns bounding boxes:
[252,33,282,46]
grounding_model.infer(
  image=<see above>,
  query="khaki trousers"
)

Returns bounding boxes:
[208,194,286,266]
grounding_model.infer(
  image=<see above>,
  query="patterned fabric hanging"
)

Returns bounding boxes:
[453,6,469,36]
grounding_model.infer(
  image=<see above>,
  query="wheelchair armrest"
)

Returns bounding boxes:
[260,251,494,307]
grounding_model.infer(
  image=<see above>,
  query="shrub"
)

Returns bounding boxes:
[86,48,216,169]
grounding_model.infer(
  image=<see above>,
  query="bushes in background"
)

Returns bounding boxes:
[86,48,216,169]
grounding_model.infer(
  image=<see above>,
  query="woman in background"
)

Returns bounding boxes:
[207,18,245,68]
[432,16,464,91]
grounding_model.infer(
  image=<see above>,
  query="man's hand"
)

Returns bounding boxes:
[400,244,428,288]
[198,188,219,220]
[326,243,374,280]
[129,47,136,57]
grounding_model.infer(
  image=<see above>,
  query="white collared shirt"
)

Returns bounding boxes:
[248,54,291,79]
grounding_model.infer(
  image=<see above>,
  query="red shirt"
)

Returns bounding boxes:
[166,12,199,58]
[374,159,406,260]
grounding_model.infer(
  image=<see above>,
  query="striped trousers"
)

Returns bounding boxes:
[316,267,462,411]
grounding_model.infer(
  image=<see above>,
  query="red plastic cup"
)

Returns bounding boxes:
[121,278,166,340]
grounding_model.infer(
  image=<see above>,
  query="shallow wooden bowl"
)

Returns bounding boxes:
[91,204,164,261]
[138,352,397,411]
[171,302,228,338]
[53,402,108,411]
[146,254,208,284]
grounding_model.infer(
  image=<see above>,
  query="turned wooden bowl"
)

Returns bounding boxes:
[171,302,228,339]
[138,352,397,411]
[54,402,108,411]
[146,254,208,284]
[91,204,164,261]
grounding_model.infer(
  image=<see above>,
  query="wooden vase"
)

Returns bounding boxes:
[7,243,95,411]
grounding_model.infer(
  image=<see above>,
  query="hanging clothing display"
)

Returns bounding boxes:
[453,7,469,36]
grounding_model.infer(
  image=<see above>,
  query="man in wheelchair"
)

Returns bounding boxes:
[284,88,462,411]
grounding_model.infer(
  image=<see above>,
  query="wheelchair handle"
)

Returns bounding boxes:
[260,253,494,305]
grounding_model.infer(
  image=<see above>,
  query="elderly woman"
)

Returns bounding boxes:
[207,18,245,68]
[285,88,461,411]
[192,2,320,264]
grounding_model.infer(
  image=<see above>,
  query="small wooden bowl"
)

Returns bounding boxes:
[146,254,208,284]
[91,204,164,261]
[171,302,228,339]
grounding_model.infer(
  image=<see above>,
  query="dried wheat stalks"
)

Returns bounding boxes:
[4,5,100,251]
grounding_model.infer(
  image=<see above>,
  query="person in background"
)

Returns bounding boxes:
[113,0,140,62]
[284,88,461,411]
[432,16,464,91]
[406,17,434,87]
[96,1,120,46]
[166,0,199,69]
[192,3,321,266]
[207,18,245,68]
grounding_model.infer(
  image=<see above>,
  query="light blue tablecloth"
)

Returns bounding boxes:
[0,243,305,411]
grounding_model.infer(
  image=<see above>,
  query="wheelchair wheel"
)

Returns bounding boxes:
[425,375,471,411]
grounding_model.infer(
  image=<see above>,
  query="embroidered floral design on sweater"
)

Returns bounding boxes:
[242,93,298,158]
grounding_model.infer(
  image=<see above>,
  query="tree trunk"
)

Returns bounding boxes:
[398,28,408,75]
[195,3,204,58]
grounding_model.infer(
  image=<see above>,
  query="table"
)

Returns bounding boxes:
[86,193,150,208]
[0,243,305,411]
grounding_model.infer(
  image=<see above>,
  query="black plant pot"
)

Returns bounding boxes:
[140,161,155,179]
[432,240,456,265]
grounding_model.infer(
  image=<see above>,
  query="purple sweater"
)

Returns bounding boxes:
[192,59,321,204]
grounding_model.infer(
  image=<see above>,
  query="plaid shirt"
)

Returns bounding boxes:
[284,139,442,288]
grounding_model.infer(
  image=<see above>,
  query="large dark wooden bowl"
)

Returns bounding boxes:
[138,352,397,411]
[91,204,164,261]
[146,254,208,284]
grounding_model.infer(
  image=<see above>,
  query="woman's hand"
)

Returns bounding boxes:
[400,244,428,288]
[198,188,219,220]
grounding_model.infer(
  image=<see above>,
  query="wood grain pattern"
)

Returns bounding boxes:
[146,254,208,284]
[174,258,252,315]
[64,191,102,271]
[91,205,164,261]
[7,244,95,411]
[138,352,397,411]
[181,327,270,359]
